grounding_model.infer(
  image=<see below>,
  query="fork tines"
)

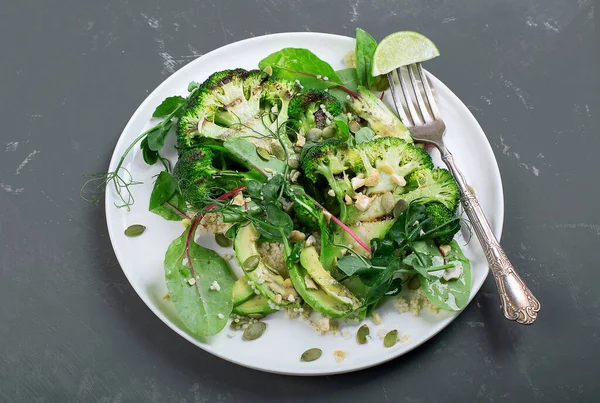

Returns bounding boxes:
[387,63,440,128]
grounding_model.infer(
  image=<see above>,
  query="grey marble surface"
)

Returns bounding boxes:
[0,0,597,402]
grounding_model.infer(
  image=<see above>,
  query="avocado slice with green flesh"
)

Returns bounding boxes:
[234,223,298,305]
[233,275,254,306]
[232,295,276,316]
[288,262,354,318]
[300,246,361,309]
[335,219,395,256]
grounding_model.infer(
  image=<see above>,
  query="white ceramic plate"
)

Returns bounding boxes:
[105,33,504,375]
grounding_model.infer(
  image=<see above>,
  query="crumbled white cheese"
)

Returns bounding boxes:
[217,313,225,319]
[187,278,196,286]
[209,280,221,291]
[327,189,336,197]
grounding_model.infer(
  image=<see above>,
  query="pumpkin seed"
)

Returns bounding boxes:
[356,324,370,344]
[349,120,361,133]
[243,255,260,271]
[301,348,322,362]
[408,274,421,290]
[124,224,146,237]
[393,199,409,218]
[271,143,286,160]
[287,155,300,169]
[322,126,337,138]
[215,233,231,247]
[381,192,396,214]
[384,330,398,348]
[243,321,266,340]
[256,147,271,161]
[306,128,323,141]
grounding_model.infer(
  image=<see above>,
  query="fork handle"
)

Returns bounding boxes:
[439,146,541,324]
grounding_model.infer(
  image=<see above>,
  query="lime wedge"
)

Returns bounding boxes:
[371,31,440,76]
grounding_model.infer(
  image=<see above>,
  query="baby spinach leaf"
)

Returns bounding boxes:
[419,240,471,311]
[223,137,286,175]
[355,28,378,88]
[354,127,376,144]
[152,95,186,118]
[164,229,236,337]
[258,48,341,90]
[336,68,359,92]
[370,238,396,267]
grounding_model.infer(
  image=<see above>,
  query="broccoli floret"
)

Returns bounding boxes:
[293,202,319,232]
[402,168,460,211]
[356,137,433,194]
[422,202,460,245]
[301,139,364,221]
[348,86,412,143]
[173,147,255,208]
[288,89,342,136]
[176,69,297,152]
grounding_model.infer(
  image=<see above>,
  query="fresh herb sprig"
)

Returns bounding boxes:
[81,82,200,209]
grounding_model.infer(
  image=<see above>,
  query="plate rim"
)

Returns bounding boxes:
[105,31,505,376]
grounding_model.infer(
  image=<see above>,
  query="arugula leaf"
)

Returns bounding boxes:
[140,137,159,165]
[152,96,186,118]
[354,127,376,144]
[223,137,286,175]
[164,229,236,337]
[355,28,378,88]
[420,240,472,311]
[258,48,341,90]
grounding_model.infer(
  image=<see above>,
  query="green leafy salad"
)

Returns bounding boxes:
[109,29,471,338]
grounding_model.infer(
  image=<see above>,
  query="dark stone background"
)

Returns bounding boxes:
[0,0,596,401]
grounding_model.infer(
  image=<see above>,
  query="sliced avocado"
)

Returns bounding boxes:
[234,223,298,305]
[232,295,277,316]
[335,219,395,256]
[300,246,361,309]
[288,262,354,318]
[233,275,254,306]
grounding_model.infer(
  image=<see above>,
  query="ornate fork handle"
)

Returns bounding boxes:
[439,146,541,324]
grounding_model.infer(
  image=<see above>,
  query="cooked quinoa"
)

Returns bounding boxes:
[195,212,233,235]
[395,289,441,316]
[257,241,286,275]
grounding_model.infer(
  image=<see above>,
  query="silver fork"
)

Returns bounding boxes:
[387,64,540,325]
